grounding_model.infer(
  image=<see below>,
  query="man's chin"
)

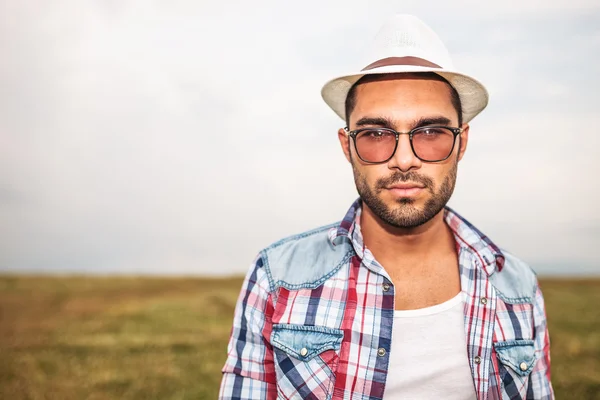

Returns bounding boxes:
[396,197,416,205]
[386,195,424,209]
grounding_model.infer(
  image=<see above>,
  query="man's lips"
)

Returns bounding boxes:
[387,182,425,190]
[385,182,425,197]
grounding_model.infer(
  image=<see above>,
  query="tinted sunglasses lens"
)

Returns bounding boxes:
[355,130,396,162]
[412,127,455,161]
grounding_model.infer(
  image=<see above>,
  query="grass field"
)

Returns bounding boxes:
[0,276,598,399]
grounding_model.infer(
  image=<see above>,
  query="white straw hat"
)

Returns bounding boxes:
[321,14,489,123]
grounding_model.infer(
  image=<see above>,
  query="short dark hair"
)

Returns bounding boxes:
[344,72,463,127]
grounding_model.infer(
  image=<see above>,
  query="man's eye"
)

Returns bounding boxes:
[421,128,444,135]
[364,130,393,138]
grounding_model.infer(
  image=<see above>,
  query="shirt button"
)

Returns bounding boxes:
[300,348,308,357]
[520,362,528,371]
[377,348,386,357]
[382,283,391,292]
[474,356,482,364]
[480,297,488,305]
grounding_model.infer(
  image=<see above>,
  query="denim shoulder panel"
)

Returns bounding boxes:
[489,251,537,304]
[261,222,355,290]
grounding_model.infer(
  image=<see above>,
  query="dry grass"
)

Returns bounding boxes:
[0,276,598,399]
[0,276,243,400]
[538,279,600,399]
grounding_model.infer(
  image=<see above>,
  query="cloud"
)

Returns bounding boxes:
[0,0,599,275]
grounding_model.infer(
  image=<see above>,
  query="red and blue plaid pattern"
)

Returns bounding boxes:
[220,200,554,399]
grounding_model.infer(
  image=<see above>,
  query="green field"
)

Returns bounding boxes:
[0,276,598,399]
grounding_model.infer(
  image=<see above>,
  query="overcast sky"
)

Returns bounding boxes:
[1,0,599,276]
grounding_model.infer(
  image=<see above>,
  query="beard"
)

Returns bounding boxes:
[353,160,458,229]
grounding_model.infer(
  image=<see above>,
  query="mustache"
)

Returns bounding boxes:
[375,171,434,190]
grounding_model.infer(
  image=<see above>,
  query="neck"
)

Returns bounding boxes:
[359,202,456,269]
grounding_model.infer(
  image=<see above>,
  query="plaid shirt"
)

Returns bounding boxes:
[220,200,554,399]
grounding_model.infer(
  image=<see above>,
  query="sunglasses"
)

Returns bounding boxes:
[344,126,463,163]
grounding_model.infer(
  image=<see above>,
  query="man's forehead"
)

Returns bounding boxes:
[349,75,460,126]
[352,75,457,108]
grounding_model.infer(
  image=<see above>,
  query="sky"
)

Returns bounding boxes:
[1,0,599,276]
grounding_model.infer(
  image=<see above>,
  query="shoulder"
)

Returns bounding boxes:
[258,222,355,292]
[446,207,540,305]
[489,250,539,304]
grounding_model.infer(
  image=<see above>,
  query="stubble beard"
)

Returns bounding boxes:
[353,160,458,229]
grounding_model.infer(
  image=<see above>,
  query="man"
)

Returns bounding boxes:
[219,14,553,400]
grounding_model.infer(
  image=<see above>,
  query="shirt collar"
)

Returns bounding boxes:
[443,206,505,275]
[328,199,505,276]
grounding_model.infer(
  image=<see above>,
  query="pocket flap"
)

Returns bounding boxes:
[271,324,343,361]
[494,339,536,376]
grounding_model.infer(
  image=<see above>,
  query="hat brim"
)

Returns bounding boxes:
[321,65,489,124]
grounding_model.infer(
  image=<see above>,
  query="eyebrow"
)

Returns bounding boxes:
[355,117,394,128]
[354,115,453,130]
[411,116,453,127]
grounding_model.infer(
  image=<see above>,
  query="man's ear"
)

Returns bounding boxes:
[457,124,469,161]
[338,128,352,163]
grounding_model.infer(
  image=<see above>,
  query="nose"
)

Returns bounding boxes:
[387,133,422,172]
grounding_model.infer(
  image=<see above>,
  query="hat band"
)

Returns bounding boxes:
[362,56,441,71]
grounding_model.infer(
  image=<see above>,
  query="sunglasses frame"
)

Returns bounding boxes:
[344,125,463,163]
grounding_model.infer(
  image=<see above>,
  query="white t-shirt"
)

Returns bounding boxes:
[384,292,477,400]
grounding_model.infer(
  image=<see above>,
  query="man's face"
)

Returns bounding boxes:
[338,75,470,229]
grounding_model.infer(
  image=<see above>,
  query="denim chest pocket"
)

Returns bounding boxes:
[271,324,343,400]
[494,340,537,399]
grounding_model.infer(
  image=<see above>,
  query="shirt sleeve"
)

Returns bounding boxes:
[219,255,277,400]
[527,283,555,399]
